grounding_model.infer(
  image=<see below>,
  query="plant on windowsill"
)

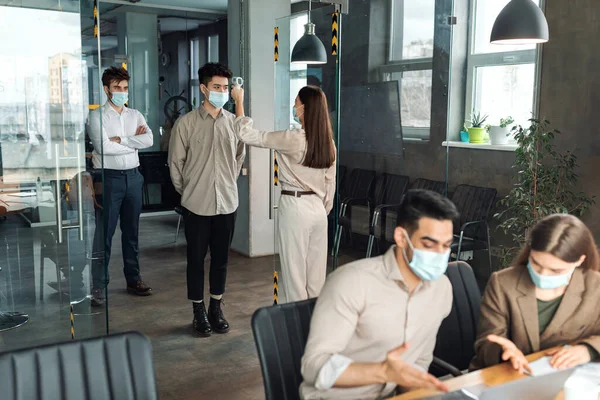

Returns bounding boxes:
[488,116,515,145]
[467,111,489,144]
[494,119,595,268]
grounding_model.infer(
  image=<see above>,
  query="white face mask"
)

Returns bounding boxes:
[402,231,450,281]
[206,90,229,109]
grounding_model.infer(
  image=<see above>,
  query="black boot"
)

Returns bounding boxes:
[193,302,212,337]
[208,297,230,334]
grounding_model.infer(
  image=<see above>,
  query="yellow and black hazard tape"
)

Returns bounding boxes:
[332,12,339,55]
[70,303,75,339]
[274,27,279,62]
[274,153,279,186]
[273,271,279,305]
[93,0,98,38]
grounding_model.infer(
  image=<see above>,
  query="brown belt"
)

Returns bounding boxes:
[281,190,316,198]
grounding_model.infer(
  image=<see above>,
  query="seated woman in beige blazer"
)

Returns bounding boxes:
[470,214,600,373]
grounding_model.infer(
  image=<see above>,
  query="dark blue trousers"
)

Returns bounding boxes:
[92,168,144,288]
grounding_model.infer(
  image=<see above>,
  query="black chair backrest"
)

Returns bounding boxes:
[450,184,498,234]
[343,168,376,201]
[431,261,481,376]
[0,331,157,400]
[252,298,317,400]
[139,151,169,185]
[410,178,446,195]
[381,173,410,205]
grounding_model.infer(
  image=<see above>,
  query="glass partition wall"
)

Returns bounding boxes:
[0,0,108,350]
[275,0,539,291]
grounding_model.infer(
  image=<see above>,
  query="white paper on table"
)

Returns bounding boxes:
[570,362,600,383]
[528,356,559,376]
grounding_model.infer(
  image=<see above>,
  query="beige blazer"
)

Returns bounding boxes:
[470,266,600,370]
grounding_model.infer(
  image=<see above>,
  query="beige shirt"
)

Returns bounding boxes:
[168,105,246,216]
[234,117,336,213]
[300,246,453,400]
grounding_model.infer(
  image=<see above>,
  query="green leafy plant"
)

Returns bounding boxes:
[499,116,515,128]
[468,111,489,128]
[494,119,595,268]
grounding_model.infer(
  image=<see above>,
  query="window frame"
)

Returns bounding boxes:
[386,0,435,140]
[464,0,541,125]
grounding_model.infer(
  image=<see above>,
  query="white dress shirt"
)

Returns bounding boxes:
[87,102,154,170]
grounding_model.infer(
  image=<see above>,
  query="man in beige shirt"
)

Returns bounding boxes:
[168,63,245,337]
[301,189,458,399]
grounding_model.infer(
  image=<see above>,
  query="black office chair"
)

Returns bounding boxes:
[0,331,158,400]
[429,261,482,378]
[409,178,446,195]
[365,173,410,257]
[450,184,498,277]
[332,168,376,258]
[252,298,317,400]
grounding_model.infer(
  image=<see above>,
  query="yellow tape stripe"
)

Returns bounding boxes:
[93,0,98,38]
[89,104,100,110]
[332,13,339,55]
[273,271,279,305]
[274,27,279,62]
[70,304,75,339]
[274,153,279,186]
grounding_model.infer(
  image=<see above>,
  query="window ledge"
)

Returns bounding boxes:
[442,141,517,152]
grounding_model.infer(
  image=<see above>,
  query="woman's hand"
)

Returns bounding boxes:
[547,345,591,369]
[231,85,244,103]
[487,334,532,374]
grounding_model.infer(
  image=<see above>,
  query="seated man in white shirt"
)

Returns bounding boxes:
[300,189,459,399]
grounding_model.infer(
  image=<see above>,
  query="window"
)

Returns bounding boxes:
[383,0,435,140]
[207,34,219,63]
[465,0,539,129]
[190,39,201,108]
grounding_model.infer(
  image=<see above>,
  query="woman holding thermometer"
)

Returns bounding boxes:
[470,214,600,373]
[231,83,336,303]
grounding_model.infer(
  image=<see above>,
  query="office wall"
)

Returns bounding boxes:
[229,0,291,257]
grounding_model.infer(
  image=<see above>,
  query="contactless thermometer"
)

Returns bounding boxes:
[232,77,244,86]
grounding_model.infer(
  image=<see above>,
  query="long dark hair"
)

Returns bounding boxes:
[297,86,335,169]
[513,214,599,271]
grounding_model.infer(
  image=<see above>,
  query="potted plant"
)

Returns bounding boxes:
[488,116,515,145]
[494,119,595,268]
[460,124,469,142]
[467,111,489,144]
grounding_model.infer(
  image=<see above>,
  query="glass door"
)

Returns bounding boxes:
[273,6,339,304]
[0,0,107,349]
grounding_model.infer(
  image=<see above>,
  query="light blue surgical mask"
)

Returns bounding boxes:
[110,92,128,107]
[207,90,229,109]
[293,105,304,124]
[527,262,575,289]
[402,231,450,281]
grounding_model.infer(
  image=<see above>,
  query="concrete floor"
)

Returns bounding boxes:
[109,215,274,400]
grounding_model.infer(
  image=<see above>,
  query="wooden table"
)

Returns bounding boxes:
[392,348,565,400]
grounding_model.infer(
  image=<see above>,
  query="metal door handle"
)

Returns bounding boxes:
[54,143,84,243]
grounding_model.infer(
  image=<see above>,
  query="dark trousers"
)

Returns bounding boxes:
[184,209,236,301]
[92,168,144,288]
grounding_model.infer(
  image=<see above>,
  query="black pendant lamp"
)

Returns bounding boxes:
[490,0,549,45]
[291,0,327,64]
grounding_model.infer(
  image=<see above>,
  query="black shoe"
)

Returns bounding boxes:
[208,297,230,334]
[91,288,105,307]
[193,302,212,337]
[127,280,152,296]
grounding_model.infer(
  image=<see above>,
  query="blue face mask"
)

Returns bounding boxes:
[293,105,304,124]
[527,262,575,289]
[207,90,229,109]
[110,92,128,107]
[402,231,450,281]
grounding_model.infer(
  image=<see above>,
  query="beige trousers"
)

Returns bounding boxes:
[277,194,328,304]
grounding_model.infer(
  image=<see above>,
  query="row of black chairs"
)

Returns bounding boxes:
[332,167,498,276]
[252,260,482,400]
